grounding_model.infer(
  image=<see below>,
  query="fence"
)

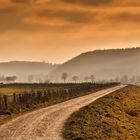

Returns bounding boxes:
[0,83,118,115]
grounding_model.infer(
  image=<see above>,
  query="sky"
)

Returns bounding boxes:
[0,0,140,63]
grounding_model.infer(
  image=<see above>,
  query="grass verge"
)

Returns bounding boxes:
[63,85,140,140]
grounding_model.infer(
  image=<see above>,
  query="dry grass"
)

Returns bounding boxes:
[64,85,140,140]
[0,83,117,126]
[0,87,31,95]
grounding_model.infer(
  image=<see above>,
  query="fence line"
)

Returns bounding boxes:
[0,83,118,115]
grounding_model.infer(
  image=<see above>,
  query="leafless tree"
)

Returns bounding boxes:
[62,73,68,83]
[72,76,79,83]
[84,76,89,83]
[5,76,17,83]
[89,75,95,83]
[121,75,129,83]
[0,75,5,83]
[28,75,34,83]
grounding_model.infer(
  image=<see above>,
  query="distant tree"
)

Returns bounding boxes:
[89,75,95,83]
[38,77,43,83]
[84,76,89,83]
[5,76,17,83]
[121,75,129,83]
[72,76,79,83]
[28,75,34,83]
[44,80,50,83]
[44,75,50,83]
[62,73,68,83]
[136,75,140,82]
[0,75,5,83]
[130,76,136,83]
[115,76,120,83]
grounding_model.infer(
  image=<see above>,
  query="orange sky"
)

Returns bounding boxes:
[0,0,140,63]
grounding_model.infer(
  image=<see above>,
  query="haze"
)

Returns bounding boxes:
[0,0,140,63]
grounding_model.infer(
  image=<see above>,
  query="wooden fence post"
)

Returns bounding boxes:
[3,95,8,109]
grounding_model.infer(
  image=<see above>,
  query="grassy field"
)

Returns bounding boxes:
[0,83,118,126]
[0,83,100,95]
[0,87,31,95]
[0,83,65,95]
[64,85,140,140]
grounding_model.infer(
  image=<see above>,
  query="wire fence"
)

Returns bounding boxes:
[0,83,118,115]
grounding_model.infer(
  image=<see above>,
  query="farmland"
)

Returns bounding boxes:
[64,85,140,140]
[0,82,118,125]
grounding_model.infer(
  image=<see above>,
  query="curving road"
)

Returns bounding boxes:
[0,85,125,140]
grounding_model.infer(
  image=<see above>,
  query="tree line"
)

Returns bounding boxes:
[0,75,17,83]
[1,73,140,84]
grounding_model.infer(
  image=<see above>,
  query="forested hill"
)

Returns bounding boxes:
[50,48,140,82]
[0,61,59,82]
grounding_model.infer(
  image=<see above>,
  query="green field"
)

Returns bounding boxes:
[64,85,140,140]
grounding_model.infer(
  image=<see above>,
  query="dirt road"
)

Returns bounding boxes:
[0,85,125,140]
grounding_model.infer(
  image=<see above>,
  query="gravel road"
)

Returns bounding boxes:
[0,85,125,140]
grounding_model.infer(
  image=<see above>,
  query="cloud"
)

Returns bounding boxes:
[0,7,15,14]
[0,6,45,32]
[112,12,140,22]
[10,0,36,4]
[37,9,97,24]
[61,0,114,6]
[0,0,140,53]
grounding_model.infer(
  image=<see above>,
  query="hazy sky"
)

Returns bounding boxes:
[0,0,140,63]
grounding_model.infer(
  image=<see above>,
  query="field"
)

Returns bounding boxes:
[0,87,31,95]
[0,83,118,125]
[0,83,77,95]
[64,85,140,140]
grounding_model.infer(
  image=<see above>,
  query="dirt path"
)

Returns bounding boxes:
[0,85,125,140]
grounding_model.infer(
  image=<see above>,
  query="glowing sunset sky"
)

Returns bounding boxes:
[0,0,140,63]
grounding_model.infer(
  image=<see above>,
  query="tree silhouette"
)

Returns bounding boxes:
[0,75,5,83]
[89,75,95,83]
[62,73,68,83]
[121,75,128,83]
[28,75,34,83]
[72,76,79,83]
[84,76,89,83]
[5,76,17,83]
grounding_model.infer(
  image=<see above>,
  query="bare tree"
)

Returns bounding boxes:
[62,73,68,83]
[5,76,17,83]
[121,75,129,83]
[0,75,5,83]
[130,76,136,83]
[28,75,34,83]
[89,75,95,83]
[136,75,140,82]
[84,76,89,83]
[115,76,120,83]
[44,75,50,83]
[72,76,79,83]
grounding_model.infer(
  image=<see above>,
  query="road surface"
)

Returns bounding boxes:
[0,85,125,140]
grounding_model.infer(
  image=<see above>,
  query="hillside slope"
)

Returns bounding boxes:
[50,48,140,82]
[0,61,59,82]
[64,85,140,140]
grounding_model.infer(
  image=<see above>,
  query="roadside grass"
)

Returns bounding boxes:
[64,85,140,140]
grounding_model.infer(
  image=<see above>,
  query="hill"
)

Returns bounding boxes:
[0,61,59,82]
[50,48,140,82]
